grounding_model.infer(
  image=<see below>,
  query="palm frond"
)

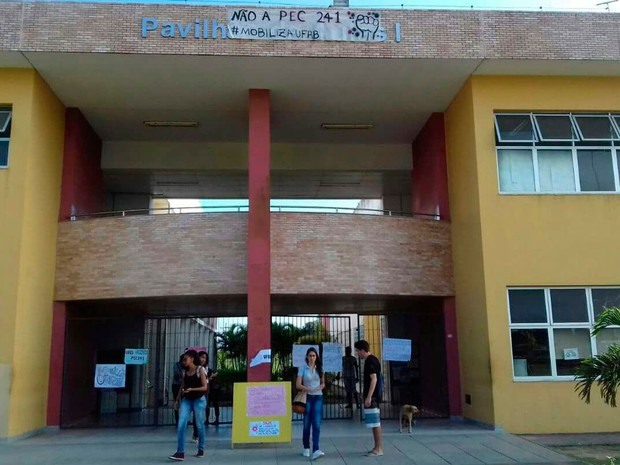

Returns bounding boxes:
[575,344,620,407]
[592,307,620,336]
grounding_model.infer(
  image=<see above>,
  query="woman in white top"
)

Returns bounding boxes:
[296,347,325,461]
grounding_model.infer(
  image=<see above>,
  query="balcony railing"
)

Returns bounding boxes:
[69,205,442,221]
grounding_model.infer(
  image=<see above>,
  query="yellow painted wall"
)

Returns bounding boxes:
[0,69,65,438]
[445,80,495,426]
[364,316,383,362]
[455,76,620,433]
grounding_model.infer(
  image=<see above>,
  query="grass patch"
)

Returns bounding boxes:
[553,445,620,465]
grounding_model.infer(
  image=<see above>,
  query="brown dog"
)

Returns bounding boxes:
[399,404,419,433]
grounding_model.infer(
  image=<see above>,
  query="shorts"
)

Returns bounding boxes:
[364,399,380,428]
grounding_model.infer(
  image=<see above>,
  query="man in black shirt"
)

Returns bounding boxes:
[354,340,383,457]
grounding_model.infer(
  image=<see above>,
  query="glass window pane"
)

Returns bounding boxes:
[509,289,547,323]
[612,115,620,135]
[577,150,615,192]
[537,150,576,192]
[495,114,536,142]
[0,110,10,134]
[554,328,592,376]
[592,288,620,319]
[574,115,618,140]
[534,114,577,141]
[511,329,551,377]
[550,289,588,323]
[498,149,535,193]
[0,141,8,167]
[596,328,620,354]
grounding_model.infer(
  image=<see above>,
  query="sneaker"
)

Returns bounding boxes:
[192,436,198,444]
[312,450,325,460]
[169,452,185,461]
[196,450,205,458]
[302,448,310,457]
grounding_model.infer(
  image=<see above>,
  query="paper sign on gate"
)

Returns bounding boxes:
[292,344,319,368]
[94,364,126,388]
[382,338,412,362]
[321,343,343,372]
[124,348,149,365]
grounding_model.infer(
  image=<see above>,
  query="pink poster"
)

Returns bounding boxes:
[247,385,286,417]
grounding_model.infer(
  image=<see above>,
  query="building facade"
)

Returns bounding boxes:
[1,1,620,439]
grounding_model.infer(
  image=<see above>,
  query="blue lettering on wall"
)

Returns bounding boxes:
[139,17,402,42]
[141,18,158,38]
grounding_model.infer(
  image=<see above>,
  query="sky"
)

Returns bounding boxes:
[168,198,363,212]
[29,0,619,12]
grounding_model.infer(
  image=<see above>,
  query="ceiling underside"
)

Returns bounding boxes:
[20,53,483,144]
[67,294,446,318]
[105,170,411,198]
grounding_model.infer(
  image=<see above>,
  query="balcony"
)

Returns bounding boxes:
[54,210,453,302]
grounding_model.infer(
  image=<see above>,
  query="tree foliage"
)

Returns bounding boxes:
[575,307,620,407]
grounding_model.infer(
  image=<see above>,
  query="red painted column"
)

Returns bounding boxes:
[59,108,104,221]
[247,89,272,382]
[47,302,67,426]
[443,297,462,417]
[411,113,450,221]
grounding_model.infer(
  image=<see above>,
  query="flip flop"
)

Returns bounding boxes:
[366,451,384,457]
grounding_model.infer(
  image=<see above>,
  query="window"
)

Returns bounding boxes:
[508,287,620,380]
[495,114,537,143]
[0,108,11,168]
[533,114,578,142]
[577,150,615,192]
[573,115,619,141]
[497,149,535,193]
[495,112,620,194]
[538,150,576,192]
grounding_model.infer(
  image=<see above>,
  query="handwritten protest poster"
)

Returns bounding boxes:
[94,364,126,388]
[228,8,387,42]
[322,343,343,372]
[247,384,286,417]
[293,344,319,368]
[382,338,412,362]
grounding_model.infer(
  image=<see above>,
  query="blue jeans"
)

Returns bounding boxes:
[303,395,323,452]
[177,396,206,453]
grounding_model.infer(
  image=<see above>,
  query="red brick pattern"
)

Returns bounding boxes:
[1,2,619,60]
[55,213,454,301]
[271,214,454,296]
[54,213,248,301]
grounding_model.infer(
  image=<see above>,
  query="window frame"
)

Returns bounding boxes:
[0,110,11,133]
[573,113,620,142]
[532,113,580,142]
[494,113,538,143]
[0,138,9,169]
[496,145,620,195]
[508,286,620,382]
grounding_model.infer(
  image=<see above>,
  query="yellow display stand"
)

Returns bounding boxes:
[231,382,292,447]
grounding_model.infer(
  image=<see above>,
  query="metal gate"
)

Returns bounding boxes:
[273,315,355,421]
[358,314,450,421]
[60,312,447,428]
[60,315,220,428]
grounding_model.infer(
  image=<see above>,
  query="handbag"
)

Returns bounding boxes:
[292,391,307,414]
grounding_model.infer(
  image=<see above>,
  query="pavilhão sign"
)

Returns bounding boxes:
[140,8,402,43]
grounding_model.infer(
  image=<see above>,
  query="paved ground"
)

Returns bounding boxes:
[0,420,578,465]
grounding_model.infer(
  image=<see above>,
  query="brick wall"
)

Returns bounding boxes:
[271,214,454,296]
[1,2,619,60]
[55,212,453,301]
[54,213,248,301]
